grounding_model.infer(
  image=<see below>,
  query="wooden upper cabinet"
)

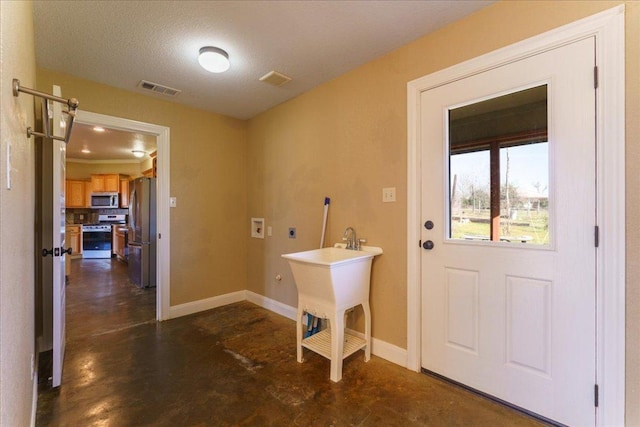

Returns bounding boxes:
[142,151,157,178]
[104,174,119,192]
[91,175,105,192]
[84,181,93,207]
[91,174,120,193]
[66,180,86,208]
[120,179,130,208]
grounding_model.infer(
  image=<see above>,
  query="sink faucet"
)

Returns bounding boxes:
[343,227,358,250]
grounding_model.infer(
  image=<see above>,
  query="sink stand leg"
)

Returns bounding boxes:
[296,304,305,363]
[329,310,345,382]
[362,301,372,362]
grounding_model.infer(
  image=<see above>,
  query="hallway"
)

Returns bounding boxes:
[36,259,547,426]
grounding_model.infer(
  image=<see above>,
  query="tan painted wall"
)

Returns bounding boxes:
[36,69,249,306]
[246,0,639,423]
[0,1,37,424]
[66,161,145,180]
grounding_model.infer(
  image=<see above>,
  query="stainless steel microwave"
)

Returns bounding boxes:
[91,193,119,209]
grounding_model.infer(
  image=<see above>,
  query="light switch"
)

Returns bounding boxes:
[169,197,177,208]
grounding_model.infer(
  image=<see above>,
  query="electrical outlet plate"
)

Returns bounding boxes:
[382,187,396,202]
[288,227,296,239]
[169,197,177,208]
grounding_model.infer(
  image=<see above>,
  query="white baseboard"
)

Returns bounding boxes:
[245,291,297,320]
[168,290,408,368]
[345,328,408,368]
[168,290,245,319]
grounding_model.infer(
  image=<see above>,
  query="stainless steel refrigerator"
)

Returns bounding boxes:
[128,177,156,288]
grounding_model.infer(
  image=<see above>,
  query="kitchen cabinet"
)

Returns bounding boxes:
[85,181,93,208]
[120,179,130,208]
[112,225,117,256]
[91,174,106,192]
[91,174,120,193]
[65,225,82,257]
[114,226,128,262]
[142,151,157,178]
[66,180,86,208]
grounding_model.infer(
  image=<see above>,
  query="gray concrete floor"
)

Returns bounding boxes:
[36,258,547,426]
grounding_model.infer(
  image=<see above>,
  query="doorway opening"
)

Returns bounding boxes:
[72,111,171,321]
[65,122,158,335]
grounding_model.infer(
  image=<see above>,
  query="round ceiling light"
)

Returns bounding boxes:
[198,46,230,73]
[132,150,145,158]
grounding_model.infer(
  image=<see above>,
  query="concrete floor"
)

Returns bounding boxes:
[36,258,548,426]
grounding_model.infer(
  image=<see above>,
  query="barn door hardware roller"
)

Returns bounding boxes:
[12,78,79,144]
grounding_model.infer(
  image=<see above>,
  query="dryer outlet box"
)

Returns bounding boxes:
[251,218,265,239]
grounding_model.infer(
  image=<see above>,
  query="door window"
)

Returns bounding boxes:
[448,85,549,245]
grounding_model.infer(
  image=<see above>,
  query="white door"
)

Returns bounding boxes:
[52,85,67,387]
[420,38,596,425]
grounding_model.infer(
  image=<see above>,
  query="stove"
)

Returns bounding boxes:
[98,214,127,225]
[83,224,112,232]
[82,214,127,259]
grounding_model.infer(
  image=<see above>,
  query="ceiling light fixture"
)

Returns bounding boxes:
[93,126,105,132]
[132,150,145,158]
[198,46,230,73]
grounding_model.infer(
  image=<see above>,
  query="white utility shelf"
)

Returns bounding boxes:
[301,329,366,361]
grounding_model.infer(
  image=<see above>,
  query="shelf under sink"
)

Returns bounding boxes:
[301,329,367,361]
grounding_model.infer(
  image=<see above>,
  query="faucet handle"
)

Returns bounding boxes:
[357,238,367,250]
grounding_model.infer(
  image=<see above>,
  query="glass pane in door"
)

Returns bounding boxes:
[450,149,490,240]
[448,85,549,245]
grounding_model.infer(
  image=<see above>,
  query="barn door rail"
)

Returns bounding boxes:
[12,78,79,144]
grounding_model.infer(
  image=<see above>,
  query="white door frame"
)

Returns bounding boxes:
[406,6,625,426]
[75,110,171,321]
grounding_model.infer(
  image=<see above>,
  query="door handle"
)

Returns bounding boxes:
[422,240,434,250]
[42,247,72,257]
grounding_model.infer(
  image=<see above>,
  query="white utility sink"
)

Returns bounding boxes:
[282,244,382,266]
[282,243,382,382]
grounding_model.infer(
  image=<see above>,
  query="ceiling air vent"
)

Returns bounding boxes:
[138,80,181,97]
[259,71,292,87]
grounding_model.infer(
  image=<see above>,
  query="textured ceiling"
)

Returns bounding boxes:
[34,0,493,121]
[67,123,157,162]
